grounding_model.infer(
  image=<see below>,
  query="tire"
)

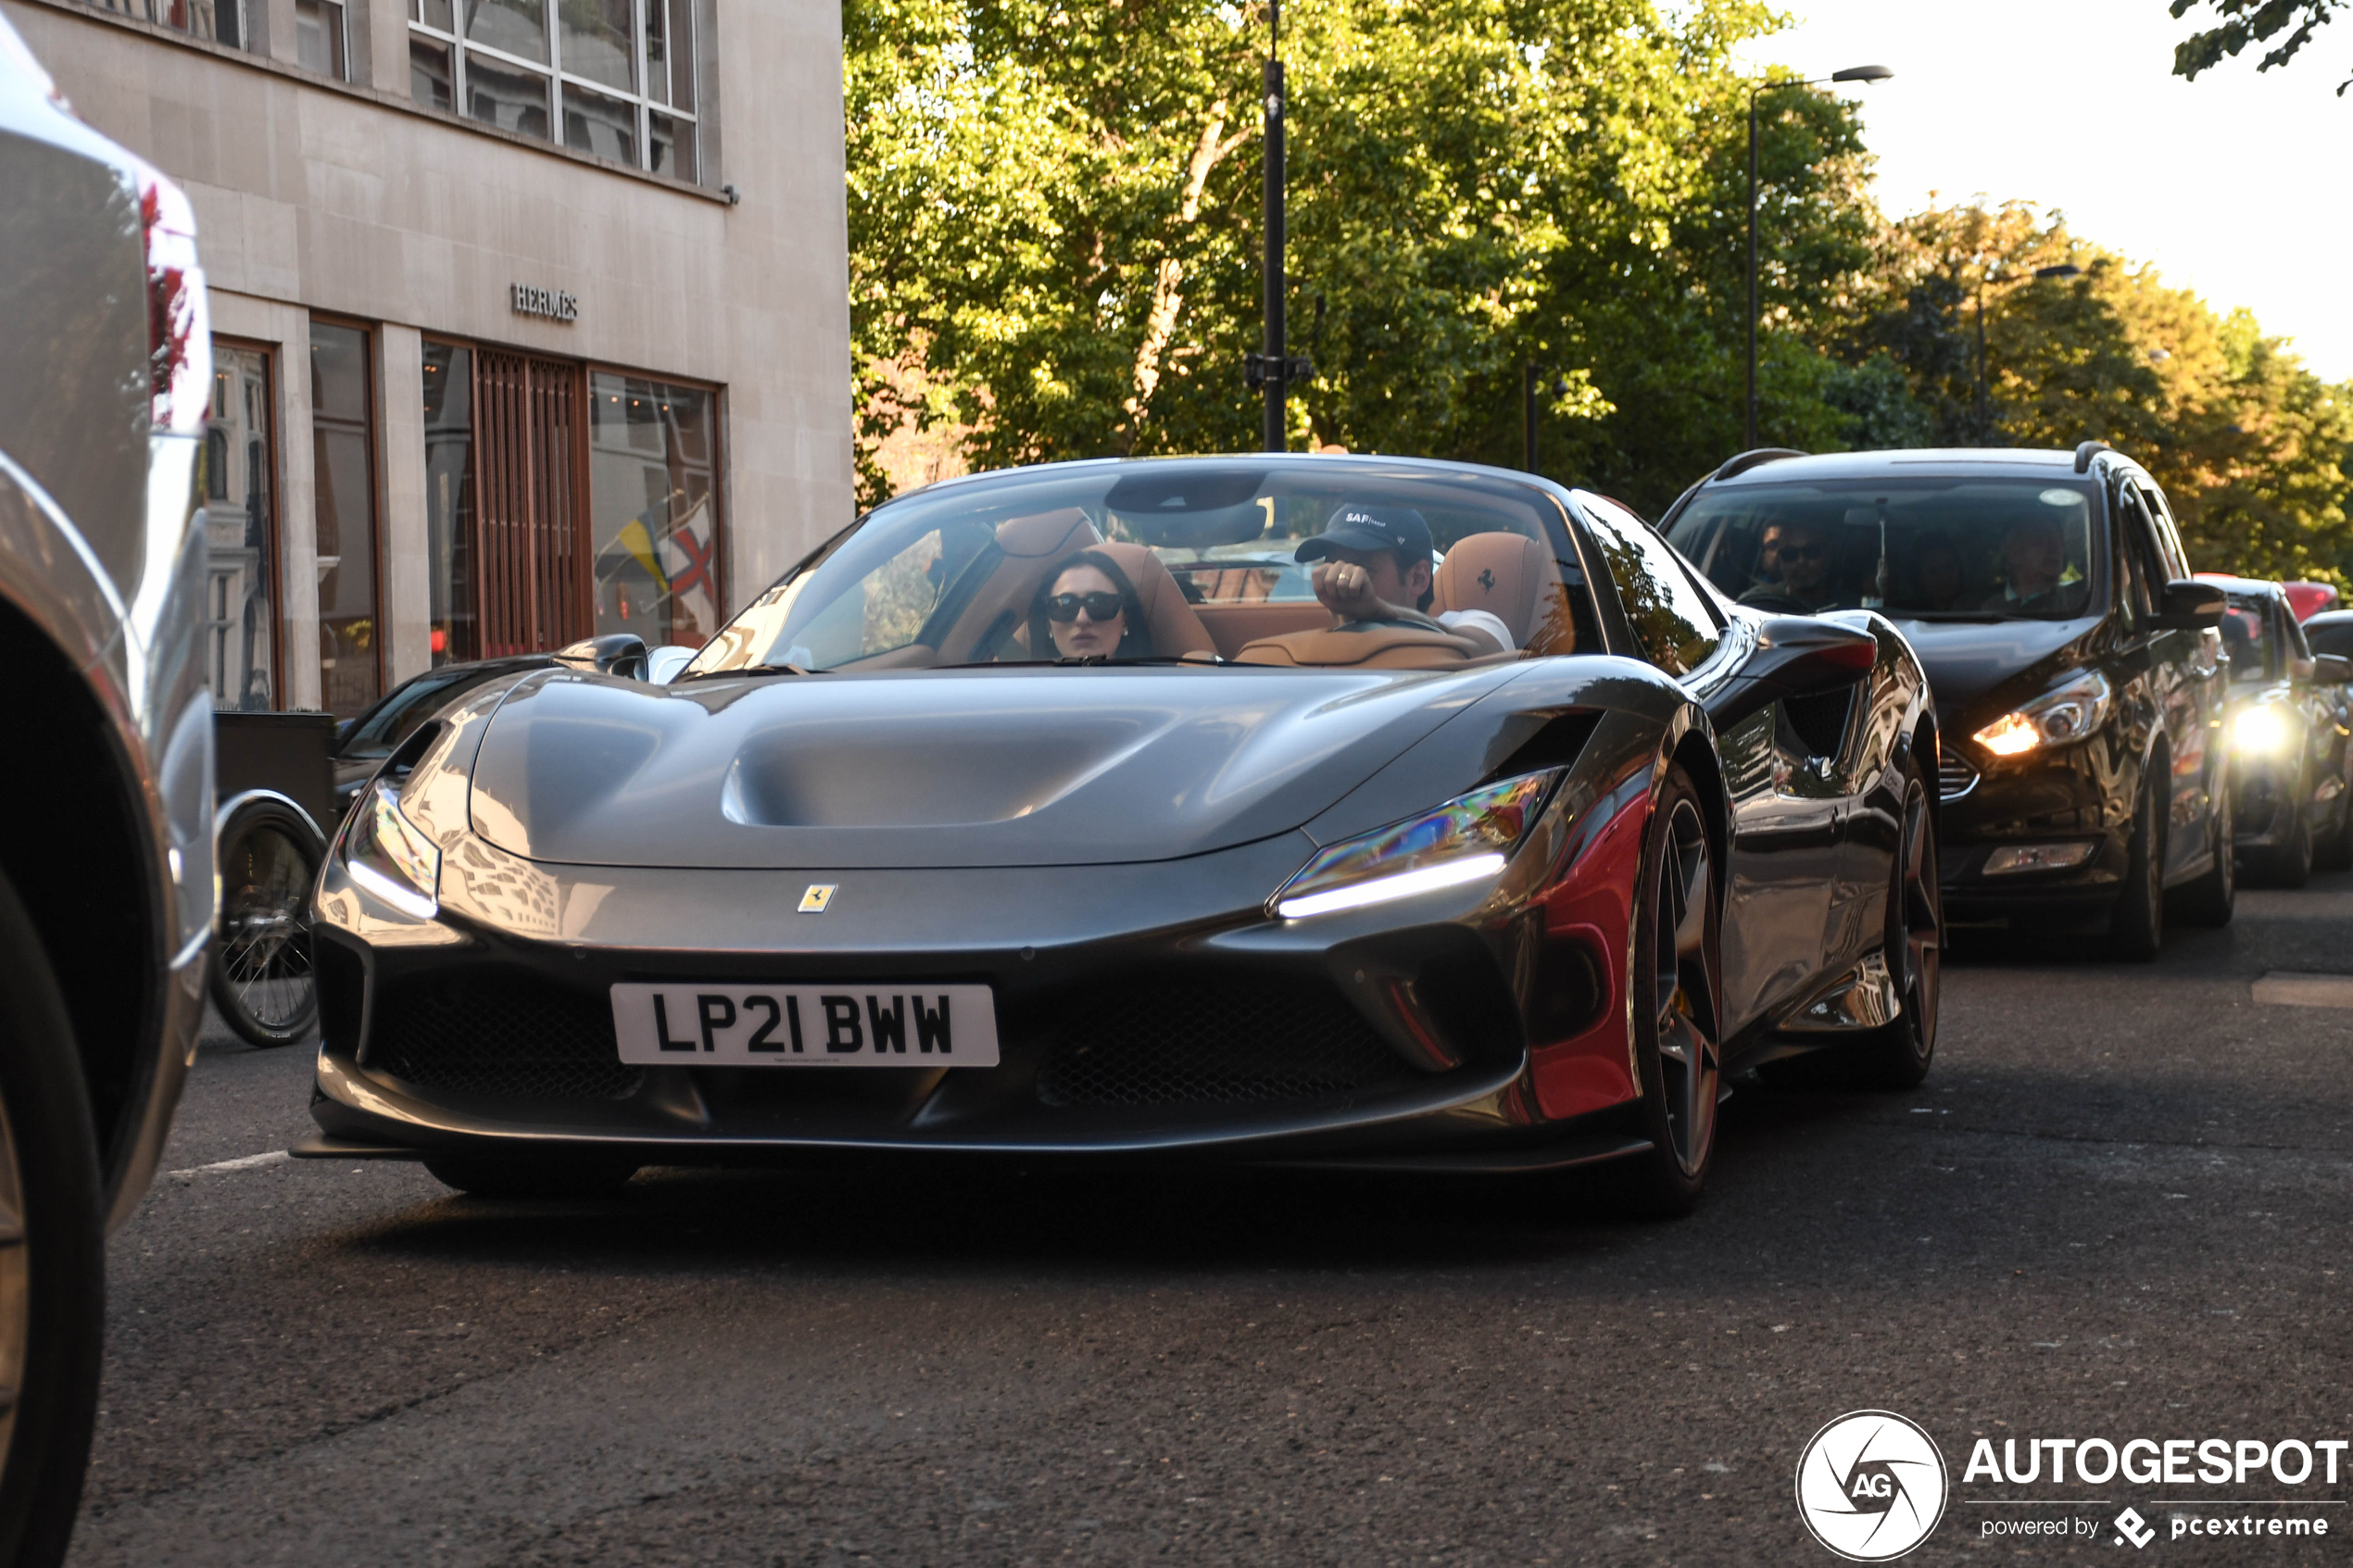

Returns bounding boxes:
[2313,786,2353,872]
[423,1153,640,1200]
[2170,774,2235,927]
[2256,796,2314,888]
[1589,765,1722,1220]
[0,865,107,1568]
[209,797,323,1047]
[2108,773,2168,961]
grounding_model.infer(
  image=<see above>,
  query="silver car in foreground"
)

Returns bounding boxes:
[0,16,214,1563]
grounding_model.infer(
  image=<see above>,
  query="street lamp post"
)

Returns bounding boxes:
[1746,63,1892,453]
[1974,262,2082,445]
[1244,0,1312,452]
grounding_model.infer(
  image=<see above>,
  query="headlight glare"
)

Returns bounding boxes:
[2233,704,2295,757]
[1972,671,2111,758]
[1273,770,1561,920]
[343,779,440,919]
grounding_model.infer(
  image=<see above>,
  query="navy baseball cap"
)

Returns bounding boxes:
[1295,503,1432,563]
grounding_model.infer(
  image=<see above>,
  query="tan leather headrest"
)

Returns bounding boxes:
[1088,541,1216,658]
[1434,533,1551,644]
[1233,623,1479,669]
[996,508,1100,558]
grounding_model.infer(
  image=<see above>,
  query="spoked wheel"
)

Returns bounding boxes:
[1764,757,1943,1090]
[2171,773,2235,927]
[2108,775,2168,961]
[1593,765,1722,1219]
[210,797,324,1047]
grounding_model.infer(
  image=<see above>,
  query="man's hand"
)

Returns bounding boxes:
[1314,560,1420,624]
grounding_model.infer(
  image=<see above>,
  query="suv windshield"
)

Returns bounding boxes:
[1667,477,2105,621]
[684,460,1582,676]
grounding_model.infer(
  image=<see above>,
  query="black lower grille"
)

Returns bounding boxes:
[1035,979,1413,1110]
[367,970,641,1101]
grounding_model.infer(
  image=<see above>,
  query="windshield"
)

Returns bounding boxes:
[2221,596,2280,684]
[684,460,1585,676]
[340,667,505,758]
[1666,477,2105,621]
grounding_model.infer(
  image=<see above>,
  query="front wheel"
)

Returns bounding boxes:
[2254,792,2315,887]
[0,865,107,1568]
[1590,765,1722,1220]
[2171,776,2235,927]
[2108,775,2167,961]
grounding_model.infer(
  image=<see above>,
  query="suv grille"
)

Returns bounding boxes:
[368,971,641,1101]
[1939,751,1980,800]
[1035,979,1413,1110]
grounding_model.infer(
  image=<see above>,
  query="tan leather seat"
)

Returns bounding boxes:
[1233,622,1480,669]
[933,508,1102,662]
[1432,531,1595,654]
[1088,541,1217,659]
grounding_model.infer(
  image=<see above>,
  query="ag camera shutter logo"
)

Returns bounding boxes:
[1795,1410,1949,1561]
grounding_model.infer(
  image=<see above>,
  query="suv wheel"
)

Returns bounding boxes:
[2108,776,2167,961]
[0,866,106,1568]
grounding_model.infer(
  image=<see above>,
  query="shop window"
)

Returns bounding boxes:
[422,342,479,666]
[204,343,279,711]
[409,0,699,178]
[310,322,382,716]
[589,373,718,646]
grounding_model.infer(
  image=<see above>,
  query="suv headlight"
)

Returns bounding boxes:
[2233,704,2297,757]
[1273,770,1561,920]
[1972,671,2112,758]
[341,778,440,919]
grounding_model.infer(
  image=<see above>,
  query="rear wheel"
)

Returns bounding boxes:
[0,866,106,1568]
[209,797,323,1047]
[2171,775,2236,927]
[2108,774,2167,961]
[1590,766,1721,1220]
[423,1153,640,1200]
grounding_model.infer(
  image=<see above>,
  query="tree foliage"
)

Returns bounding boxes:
[2168,0,2348,94]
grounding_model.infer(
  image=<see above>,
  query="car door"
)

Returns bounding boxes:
[2116,483,2205,880]
[2135,481,2225,868]
[2278,603,2341,833]
[1576,496,1842,1035]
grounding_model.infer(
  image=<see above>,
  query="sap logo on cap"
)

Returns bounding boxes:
[1794,1410,1948,1561]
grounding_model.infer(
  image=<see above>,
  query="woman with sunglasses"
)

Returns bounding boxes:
[1028,550,1152,660]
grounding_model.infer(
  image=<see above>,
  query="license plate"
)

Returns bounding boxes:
[610,984,999,1067]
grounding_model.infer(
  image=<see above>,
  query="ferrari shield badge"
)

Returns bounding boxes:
[798,884,837,913]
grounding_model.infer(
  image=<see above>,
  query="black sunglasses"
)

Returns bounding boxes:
[1046,591,1126,623]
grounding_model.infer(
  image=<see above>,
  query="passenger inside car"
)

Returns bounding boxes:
[1029,550,1152,660]
[1984,515,2089,615]
[1291,504,1512,655]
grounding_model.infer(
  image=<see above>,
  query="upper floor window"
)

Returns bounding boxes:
[86,0,251,50]
[408,0,698,179]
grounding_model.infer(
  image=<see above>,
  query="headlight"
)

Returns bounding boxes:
[341,778,440,920]
[1972,671,2112,757]
[1273,771,1561,920]
[2233,704,2296,757]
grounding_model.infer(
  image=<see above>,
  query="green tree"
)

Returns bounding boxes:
[2168,0,2349,94]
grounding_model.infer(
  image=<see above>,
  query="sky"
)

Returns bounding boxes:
[1735,0,2352,381]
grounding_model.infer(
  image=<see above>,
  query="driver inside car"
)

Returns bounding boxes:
[1294,505,1513,655]
[1981,514,2087,614]
[1739,519,1854,613]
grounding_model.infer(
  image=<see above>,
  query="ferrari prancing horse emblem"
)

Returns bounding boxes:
[799,884,837,912]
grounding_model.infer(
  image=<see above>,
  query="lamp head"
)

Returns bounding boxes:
[1831,64,1894,83]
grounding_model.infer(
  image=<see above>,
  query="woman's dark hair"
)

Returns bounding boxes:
[1027,548,1153,660]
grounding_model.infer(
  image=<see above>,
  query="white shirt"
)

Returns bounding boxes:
[1438,608,1516,652]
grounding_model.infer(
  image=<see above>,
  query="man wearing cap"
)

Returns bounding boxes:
[1295,504,1513,655]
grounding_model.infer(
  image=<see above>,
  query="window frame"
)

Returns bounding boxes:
[408,0,700,177]
[307,313,387,714]
[585,358,726,645]
[205,335,287,711]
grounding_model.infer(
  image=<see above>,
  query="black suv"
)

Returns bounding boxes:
[1664,445,2229,955]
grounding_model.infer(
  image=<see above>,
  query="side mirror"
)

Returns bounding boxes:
[2308,654,2353,684]
[553,632,649,681]
[645,645,698,684]
[1703,617,1878,732]
[2150,580,2226,631]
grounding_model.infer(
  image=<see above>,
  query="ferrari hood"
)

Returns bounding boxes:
[464,664,1525,869]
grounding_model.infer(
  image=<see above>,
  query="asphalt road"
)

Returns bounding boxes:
[66,876,2353,1566]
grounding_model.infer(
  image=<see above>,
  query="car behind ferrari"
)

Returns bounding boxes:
[298,456,1940,1215]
